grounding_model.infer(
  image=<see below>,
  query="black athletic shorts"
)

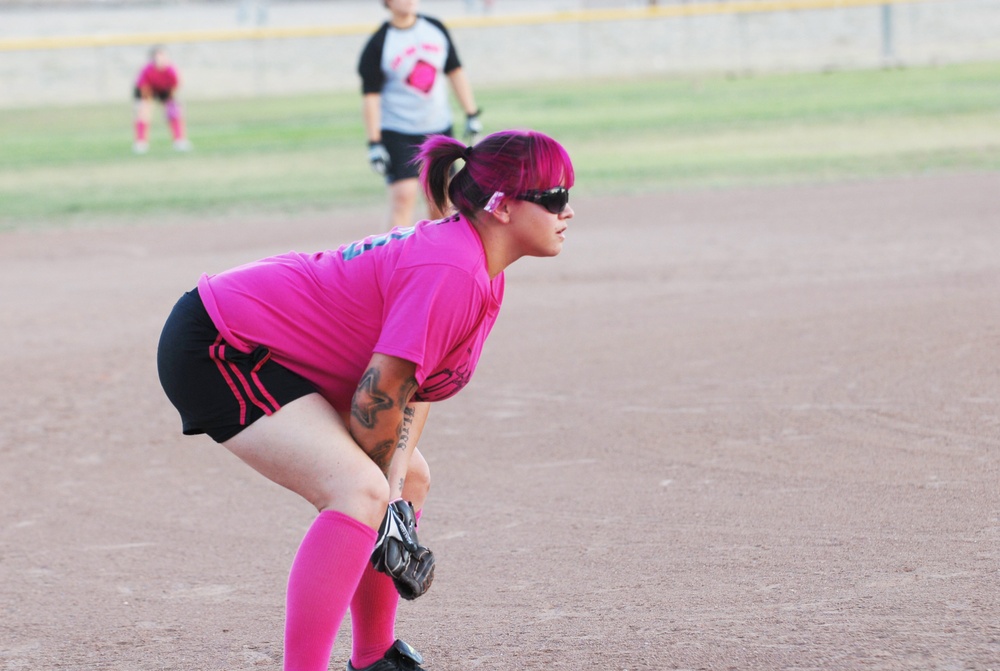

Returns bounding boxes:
[381,127,452,184]
[156,288,317,443]
[134,86,172,102]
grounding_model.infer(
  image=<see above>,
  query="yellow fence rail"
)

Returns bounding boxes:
[0,0,931,52]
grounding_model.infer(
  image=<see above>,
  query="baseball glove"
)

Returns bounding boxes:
[371,499,435,600]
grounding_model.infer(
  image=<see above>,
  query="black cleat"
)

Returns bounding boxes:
[347,640,425,671]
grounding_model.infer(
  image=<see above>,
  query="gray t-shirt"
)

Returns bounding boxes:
[358,15,462,134]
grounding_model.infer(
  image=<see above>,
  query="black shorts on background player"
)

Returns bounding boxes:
[133,86,172,102]
[380,128,452,183]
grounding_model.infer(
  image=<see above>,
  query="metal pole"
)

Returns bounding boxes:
[881,3,894,65]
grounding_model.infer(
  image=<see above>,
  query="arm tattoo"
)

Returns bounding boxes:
[351,366,420,471]
[369,439,396,471]
[351,366,395,429]
[398,377,419,408]
[397,405,415,452]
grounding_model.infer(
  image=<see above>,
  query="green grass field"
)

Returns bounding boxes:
[1,61,998,229]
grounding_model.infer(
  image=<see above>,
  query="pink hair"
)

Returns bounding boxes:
[417,129,575,218]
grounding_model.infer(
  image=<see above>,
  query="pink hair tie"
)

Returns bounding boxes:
[483,191,505,213]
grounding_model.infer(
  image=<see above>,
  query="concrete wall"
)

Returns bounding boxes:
[2,0,1000,108]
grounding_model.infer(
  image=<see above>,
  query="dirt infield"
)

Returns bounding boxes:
[1,174,998,671]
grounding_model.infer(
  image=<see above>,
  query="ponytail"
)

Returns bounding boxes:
[417,129,575,221]
[417,135,467,217]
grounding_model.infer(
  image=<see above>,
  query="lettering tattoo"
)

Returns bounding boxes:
[398,405,415,452]
[351,367,394,429]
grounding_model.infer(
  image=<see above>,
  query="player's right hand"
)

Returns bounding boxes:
[464,109,483,144]
[368,141,390,176]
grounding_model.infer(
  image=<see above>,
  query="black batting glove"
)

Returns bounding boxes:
[368,141,390,176]
[464,109,483,142]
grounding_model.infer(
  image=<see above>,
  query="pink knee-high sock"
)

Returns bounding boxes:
[168,116,186,141]
[284,510,377,671]
[349,509,421,668]
[134,119,148,142]
[165,100,185,140]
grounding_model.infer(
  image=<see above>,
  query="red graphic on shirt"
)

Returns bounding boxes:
[406,59,437,94]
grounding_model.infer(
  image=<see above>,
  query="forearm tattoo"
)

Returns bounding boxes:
[398,405,415,453]
[368,439,396,471]
[352,367,394,429]
[391,407,417,490]
[351,366,419,472]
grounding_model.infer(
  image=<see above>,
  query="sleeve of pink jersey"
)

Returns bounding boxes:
[135,64,152,87]
[375,264,485,385]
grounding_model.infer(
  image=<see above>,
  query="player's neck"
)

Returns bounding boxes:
[390,12,417,29]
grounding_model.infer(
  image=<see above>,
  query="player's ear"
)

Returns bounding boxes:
[487,198,512,224]
[482,191,512,224]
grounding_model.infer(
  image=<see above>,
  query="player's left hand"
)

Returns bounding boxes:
[370,499,435,600]
[464,109,483,143]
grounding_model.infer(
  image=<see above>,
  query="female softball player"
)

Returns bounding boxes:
[358,0,482,229]
[157,129,574,671]
[132,46,191,154]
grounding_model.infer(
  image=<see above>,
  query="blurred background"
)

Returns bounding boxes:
[2,4,999,670]
[4,0,1000,105]
[1,0,998,225]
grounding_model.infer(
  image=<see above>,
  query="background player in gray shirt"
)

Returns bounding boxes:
[358,0,482,227]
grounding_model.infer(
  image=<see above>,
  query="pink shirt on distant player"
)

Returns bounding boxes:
[136,63,179,93]
[197,215,504,413]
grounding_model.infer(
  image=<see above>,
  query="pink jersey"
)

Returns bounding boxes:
[197,215,504,413]
[135,63,179,92]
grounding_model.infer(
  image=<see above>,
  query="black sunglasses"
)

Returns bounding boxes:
[515,187,570,215]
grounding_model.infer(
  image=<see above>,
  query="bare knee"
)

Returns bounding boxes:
[388,180,418,227]
[402,451,430,510]
[135,100,152,122]
[220,394,393,529]
[318,460,390,529]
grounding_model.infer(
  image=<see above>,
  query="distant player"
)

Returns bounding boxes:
[133,46,191,154]
[358,0,482,228]
[157,129,574,671]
